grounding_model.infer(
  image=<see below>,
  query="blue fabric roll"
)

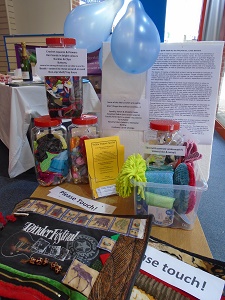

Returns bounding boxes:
[173,163,189,185]
[145,170,174,198]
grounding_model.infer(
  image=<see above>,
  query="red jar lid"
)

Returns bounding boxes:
[150,120,180,131]
[72,115,98,125]
[46,37,76,46]
[34,115,62,127]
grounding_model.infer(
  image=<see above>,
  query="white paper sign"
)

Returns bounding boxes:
[36,47,87,76]
[147,42,224,145]
[141,246,225,300]
[101,42,149,131]
[48,187,116,214]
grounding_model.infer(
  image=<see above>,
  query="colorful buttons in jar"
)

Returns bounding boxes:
[144,119,185,169]
[148,119,182,145]
[31,115,69,186]
[45,75,83,118]
[68,115,99,184]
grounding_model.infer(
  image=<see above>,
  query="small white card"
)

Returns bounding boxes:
[48,187,116,214]
[141,246,225,300]
[96,184,117,198]
[144,144,186,156]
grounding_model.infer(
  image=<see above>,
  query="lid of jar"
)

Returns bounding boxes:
[150,120,180,131]
[72,114,98,125]
[46,37,76,46]
[34,115,62,127]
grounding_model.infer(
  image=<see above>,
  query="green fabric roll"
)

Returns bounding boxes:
[145,191,175,209]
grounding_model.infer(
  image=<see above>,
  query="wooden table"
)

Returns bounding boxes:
[31,182,212,258]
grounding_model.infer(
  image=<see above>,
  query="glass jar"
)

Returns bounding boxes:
[144,119,184,168]
[148,120,182,145]
[31,115,69,186]
[68,114,99,184]
[44,37,83,119]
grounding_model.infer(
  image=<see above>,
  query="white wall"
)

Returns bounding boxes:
[12,0,71,34]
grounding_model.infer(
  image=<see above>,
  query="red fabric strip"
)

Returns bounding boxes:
[0,280,52,300]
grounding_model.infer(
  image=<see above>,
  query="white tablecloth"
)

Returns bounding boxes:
[0,82,100,178]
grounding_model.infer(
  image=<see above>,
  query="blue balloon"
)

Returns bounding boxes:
[64,0,124,53]
[111,0,160,74]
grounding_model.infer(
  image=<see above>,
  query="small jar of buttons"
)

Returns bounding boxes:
[144,119,185,168]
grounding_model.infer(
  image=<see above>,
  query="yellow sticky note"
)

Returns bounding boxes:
[85,136,124,199]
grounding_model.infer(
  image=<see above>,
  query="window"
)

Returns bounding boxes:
[164,0,203,43]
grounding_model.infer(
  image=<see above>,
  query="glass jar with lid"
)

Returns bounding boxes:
[144,119,184,168]
[148,119,182,145]
[68,114,99,184]
[31,115,69,186]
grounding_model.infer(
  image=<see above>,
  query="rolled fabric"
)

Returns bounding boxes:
[145,191,175,209]
[173,189,189,214]
[173,162,196,214]
[145,170,174,198]
[173,163,189,185]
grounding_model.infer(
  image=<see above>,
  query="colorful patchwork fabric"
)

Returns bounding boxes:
[0,197,153,299]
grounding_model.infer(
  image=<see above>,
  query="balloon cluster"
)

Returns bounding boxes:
[64,0,160,74]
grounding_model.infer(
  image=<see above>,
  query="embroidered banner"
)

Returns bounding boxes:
[0,198,153,299]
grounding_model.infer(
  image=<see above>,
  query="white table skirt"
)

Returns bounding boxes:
[0,82,100,178]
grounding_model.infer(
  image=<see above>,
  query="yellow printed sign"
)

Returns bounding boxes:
[85,136,124,199]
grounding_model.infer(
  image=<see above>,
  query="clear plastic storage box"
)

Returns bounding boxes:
[133,164,208,230]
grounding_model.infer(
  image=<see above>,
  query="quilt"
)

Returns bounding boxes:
[0,197,153,300]
[131,237,225,300]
